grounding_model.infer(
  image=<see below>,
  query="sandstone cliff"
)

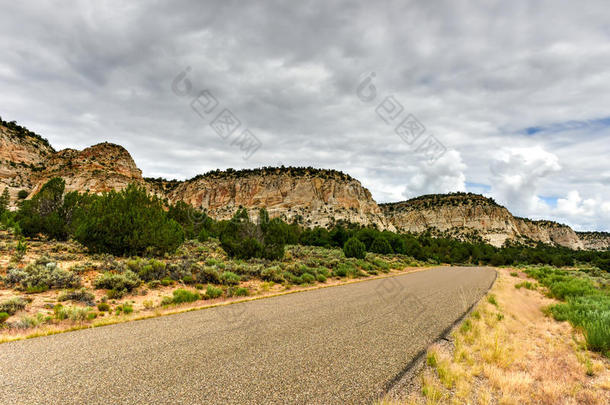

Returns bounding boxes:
[0,120,55,202]
[29,142,144,196]
[1,118,604,249]
[577,232,610,250]
[164,168,395,230]
[381,193,584,249]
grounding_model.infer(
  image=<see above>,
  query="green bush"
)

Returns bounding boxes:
[316,274,327,283]
[5,262,81,291]
[232,287,249,297]
[261,266,284,283]
[0,312,9,323]
[0,297,26,315]
[205,285,223,299]
[170,288,201,304]
[343,237,366,259]
[220,271,241,286]
[370,236,393,254]
[17,190,29,199]
[54,304,90,322]
[333,265,347,277]
[127,258,167,282]
[161,277,174,286]
[58,289,95,304]
[72,184,184,256]
[97,302,110,312]
[549,278,596,300]
[197,228,209,242]
[93,271,141,292]
[301,273,315,284]
[198,266,220,284]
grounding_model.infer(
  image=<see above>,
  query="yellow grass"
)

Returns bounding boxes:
[380,268,610,404]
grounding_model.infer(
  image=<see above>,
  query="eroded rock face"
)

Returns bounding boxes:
[381,193,584,249]
[0,124,55,201]
[577,232,610,250]
[166,168,395,230]
[0,122,601,249]
[30,142,144,196]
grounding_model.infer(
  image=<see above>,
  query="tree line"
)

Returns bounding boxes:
[1,178,609,271]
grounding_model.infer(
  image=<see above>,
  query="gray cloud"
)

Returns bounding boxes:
[1,0,610,230]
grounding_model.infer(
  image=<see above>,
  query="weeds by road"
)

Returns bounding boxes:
[381,267,610,404]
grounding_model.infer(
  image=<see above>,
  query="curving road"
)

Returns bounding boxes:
[0,266,495,404]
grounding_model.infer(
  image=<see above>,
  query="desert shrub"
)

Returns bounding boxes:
[182,275,195,284]
[93,270,141,292]
[515,281,535,290]
[316,267,331,277]
[0,297,26,315]
[72,184,184,256]
[198,266,220,284]
[58,289,95,304]
[301,273,315,284]
[54,304,89,322]
[107,289,126,299]
[333,265,347,277]
[161,277,174,286]
[13,313,51,329]
[228,287,249,297]
[97,302,110,312]
[343,237,366,259]
[17,190,29,200]
[370,257,390,272]
[171,289,201,304]
[261,266,284,283]
[5,262,81,291]
[220,271,241,286]
[0,312,9,323]
[128,258,167,282]
[335,262,363,278]
[205,285,223,299]
[316,274,327,283]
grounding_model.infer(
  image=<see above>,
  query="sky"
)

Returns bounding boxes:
[1,1,609,231]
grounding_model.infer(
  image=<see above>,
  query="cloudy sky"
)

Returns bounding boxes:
[1,1,609,231]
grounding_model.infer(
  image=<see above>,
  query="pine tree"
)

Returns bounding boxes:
[0,187,9,214]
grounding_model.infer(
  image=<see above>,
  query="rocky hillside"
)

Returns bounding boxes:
[163,167,394,230]
[0,120,391,230]
[0,119,55,202]
[381,193,584,249]
[577,232,610,250]
[28,142,144,196]
[2,118,606,249]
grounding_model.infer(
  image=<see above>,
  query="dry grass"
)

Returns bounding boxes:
[381,268,610,404]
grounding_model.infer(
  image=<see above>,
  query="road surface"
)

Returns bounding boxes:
[0,266,495,404]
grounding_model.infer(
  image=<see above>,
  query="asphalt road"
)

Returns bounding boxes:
[0,266,495,404]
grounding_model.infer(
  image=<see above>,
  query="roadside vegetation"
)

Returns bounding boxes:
[1,178,609,349]
[380,267,610,404]
[0,225,424,340]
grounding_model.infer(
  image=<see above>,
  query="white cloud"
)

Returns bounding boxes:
[402,150,466,199]
[489,146,560,215]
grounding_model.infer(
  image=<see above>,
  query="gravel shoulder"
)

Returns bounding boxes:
[0,266,496,404]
